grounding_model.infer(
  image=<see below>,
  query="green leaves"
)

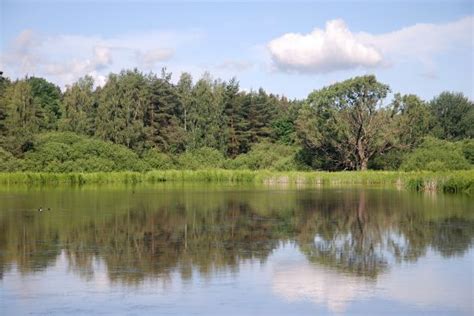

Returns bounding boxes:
[430,91,474,140]
[400,137,471,171]
[299,75,393,170]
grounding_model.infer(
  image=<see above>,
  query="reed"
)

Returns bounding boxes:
[0,170,472,194]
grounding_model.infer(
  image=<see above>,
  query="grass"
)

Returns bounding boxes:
[0,169,472,194]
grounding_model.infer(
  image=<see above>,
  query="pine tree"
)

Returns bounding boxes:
[248,88,276,144]
[148,69,186,153]
[223,78,249,157]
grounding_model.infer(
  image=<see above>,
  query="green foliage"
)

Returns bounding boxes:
[393,93,432,148]
[0,147,23,171]
[0,71,472,175]
[1,170,472,194]
[401,137,471,171]
[272,118,295,145]
[96,69,151,151]
[224,142,307,171]
[22,132,150,172]
[27,77,62,130]
[177,147,225,170]
[430,92,474,140]
[299,75,395,171]
[369,149,406,170]
[460,139,474,164]
[1,79,43,155]
[149,69,186,153]
[142,149,176,170]
[59,76,96,135]
[185,74,226,152]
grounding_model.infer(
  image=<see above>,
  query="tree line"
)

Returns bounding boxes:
[0,69,472,172]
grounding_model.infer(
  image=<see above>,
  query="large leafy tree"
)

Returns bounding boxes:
[186,73,226,152]
[176,72,193,133]
[430,92,473,140]
[1,79,44,155]
[27,77,62,130]
[297,75,397,170]
[96,69,151,151]
[59,76,96,135]
[392,93,432,148]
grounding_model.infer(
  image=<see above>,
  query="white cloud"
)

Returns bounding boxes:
[268,16,474,74]
[268,19,383,73]
[1,29,203,88]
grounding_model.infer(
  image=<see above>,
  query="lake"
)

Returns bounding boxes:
[0,184,473,315]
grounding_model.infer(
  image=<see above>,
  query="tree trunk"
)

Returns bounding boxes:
[360,158,368,171]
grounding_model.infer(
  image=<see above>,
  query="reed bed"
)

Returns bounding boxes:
[0,170,472,194]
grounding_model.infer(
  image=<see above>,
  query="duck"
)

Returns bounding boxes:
[38,207,43,212]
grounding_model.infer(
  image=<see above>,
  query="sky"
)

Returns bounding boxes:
[1,0,473,101]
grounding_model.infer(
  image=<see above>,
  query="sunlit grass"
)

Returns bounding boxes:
[0,169,472,194]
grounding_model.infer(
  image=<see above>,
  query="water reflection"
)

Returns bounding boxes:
[0,185,473,314]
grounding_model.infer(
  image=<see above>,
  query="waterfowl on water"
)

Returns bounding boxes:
[38,207,43,212]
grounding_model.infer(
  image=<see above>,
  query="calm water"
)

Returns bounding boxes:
[0,184,473,315]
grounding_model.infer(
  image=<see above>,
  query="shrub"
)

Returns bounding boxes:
[143,149,176,170]
[401,137,471,171]
[223,142,307,170]
[22,132,150,172]
[0,147,24,171]
[177,147,225,170]
[460,139,474,164]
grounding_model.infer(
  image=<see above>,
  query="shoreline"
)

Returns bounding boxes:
[0,170,472,194]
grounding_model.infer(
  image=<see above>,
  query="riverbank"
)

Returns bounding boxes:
[0,170,472,194]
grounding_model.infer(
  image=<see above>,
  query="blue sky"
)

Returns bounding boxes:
[1,0,473,101]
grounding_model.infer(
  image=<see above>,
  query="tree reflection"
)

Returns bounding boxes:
[0,186,472,284]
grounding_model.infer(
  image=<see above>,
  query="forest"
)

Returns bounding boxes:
[0,69,473,173]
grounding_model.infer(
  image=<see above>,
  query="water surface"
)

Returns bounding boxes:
[0,184,473,315]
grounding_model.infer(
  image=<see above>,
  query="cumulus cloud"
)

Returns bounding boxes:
[268,19,383,73]
[268,16,473,74]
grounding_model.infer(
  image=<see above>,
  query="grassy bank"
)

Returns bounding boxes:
[0,170,472,194]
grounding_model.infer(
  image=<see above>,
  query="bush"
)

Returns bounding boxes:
[369,149,406,170]
[223,142,308,171]
[143,149,176,170]
[460,139,474,164]
[0,147,24,171]
[22,132,151,172]
[401,137,471,171]
[177,147,225,170]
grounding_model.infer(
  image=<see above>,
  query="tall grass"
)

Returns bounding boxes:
[0,170,472,194]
